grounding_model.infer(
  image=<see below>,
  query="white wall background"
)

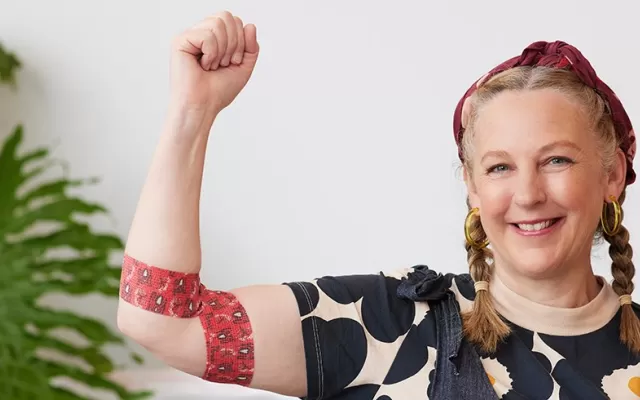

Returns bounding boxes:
[1,0,638,398]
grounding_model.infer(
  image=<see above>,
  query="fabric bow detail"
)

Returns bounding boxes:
[397,265,452,302]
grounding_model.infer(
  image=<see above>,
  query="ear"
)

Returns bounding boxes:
[463,165,481,209]
[605,148,627,201]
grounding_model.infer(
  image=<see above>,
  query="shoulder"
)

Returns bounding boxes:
[284,269,415,322]
[284,264,475,320]
[282,266,474,399]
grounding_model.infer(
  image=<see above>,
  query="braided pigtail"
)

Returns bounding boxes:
[461,205,510,353]
[603,190,640,353]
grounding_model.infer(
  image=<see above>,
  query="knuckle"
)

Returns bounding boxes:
[200,28,214,38]
[203,30,216,43]
[213,17,226,31]
[218,10,233,19]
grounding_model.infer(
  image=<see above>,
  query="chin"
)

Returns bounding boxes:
[494,216,574,278]
[502,251,564,279]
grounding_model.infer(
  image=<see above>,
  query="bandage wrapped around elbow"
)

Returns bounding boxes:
[119,254,255,385]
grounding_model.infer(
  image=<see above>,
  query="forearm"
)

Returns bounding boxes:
[116,109,214,355]
[116,106,305,392]
[124,108,215,273]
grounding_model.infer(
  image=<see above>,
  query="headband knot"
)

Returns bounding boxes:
[453,40,636,185]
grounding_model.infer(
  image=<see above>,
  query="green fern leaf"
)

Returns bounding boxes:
[19,178,89,205]
[0,124,152,398]
[7,199,108,235]
[0,42,21,85]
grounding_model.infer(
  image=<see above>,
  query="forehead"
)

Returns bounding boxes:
[471,89,594,155]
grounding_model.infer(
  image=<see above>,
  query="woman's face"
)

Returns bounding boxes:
[465,88,626,279]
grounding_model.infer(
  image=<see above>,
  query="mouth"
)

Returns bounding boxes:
[510,217,564,236]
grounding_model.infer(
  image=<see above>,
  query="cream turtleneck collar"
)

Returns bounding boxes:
[488,273,620,336]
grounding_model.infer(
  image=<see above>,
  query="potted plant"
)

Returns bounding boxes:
[0,42,152,400]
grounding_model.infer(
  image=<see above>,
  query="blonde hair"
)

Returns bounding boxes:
[459,66,639,354]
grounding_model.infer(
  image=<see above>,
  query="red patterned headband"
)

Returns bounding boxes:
[453,40,636,185]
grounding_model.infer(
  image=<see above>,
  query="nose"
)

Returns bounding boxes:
[513,169,547,207]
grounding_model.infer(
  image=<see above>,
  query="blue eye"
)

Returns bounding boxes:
[487,164,509,174]
[548,156,573,165]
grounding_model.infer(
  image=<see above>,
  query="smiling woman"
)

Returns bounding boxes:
[465,86,624,294]
[116,11,637,400]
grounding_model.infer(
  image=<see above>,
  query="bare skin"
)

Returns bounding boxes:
[116,11,308,397]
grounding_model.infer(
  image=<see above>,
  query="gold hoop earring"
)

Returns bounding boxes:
[601,195,622,236]
[465,207,489,249]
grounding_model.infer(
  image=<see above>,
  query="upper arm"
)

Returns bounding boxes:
[119,283,308,397]
[118,258,422,399]
[279,272,427,400]
[230,284,308,396]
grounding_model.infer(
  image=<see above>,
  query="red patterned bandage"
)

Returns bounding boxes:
[119,254,255,385]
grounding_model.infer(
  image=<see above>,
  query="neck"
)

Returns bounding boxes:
[487,266,619,336]
[493,258,601,309]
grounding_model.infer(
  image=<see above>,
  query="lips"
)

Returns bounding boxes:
[509,217,565,237]
[511,218,562,233]
[516,219,556,232]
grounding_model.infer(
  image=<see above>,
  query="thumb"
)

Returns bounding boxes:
[243,24,259,56]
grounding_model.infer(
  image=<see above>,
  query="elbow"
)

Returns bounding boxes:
[116,302,158,347]
[116,310,136,339]
[116,306,140,341]
[116,301,192,354]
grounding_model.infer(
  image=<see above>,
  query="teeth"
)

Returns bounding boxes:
[517,220,554,232]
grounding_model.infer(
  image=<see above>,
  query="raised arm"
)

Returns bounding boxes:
[116,12,307,397]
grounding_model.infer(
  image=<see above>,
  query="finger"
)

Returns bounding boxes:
[210,17,227,70]
[173,28,219,70]
[243,23,259,55]
[194,16,228,70]
[199,29,218,70]
[231,16,245,65]
[218,11,237,67]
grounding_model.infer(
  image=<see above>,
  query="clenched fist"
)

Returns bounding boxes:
[168,11,259,133]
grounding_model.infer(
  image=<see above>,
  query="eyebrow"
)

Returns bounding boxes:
[480,140,583,163]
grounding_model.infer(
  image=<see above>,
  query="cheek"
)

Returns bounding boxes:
[475,179,511,222]
[546,174,603,217]
[547,176,583,205]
